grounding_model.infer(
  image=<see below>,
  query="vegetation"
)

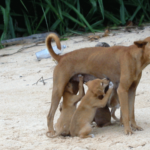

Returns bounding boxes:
[0,0,150,48]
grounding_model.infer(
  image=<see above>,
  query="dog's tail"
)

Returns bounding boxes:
[46,33,61,62]
[46,131,61,138]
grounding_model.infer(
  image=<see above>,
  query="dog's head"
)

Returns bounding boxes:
[86,78,109,96]
[134,40,150,64]
[65,82,75,94]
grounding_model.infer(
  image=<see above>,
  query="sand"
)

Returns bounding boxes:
[1,26,150,150]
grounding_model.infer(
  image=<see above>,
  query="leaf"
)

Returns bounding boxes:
[97,0,104,19]
[50,19,61,30]
[119,0,126,25]
[41,2,49,31]
[9,16,15,38]
[23,11,32,34]
[61,0,94,32]
[35,6,50,32]
[20,0,28,12]
[138,14,144,26]
[129,5,141,21]
[104,10,121,25]
[62,12,85,28]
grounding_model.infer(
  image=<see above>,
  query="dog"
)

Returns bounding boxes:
[93,82,119,127]
[46,33,150,135]
[93,106,111,127]
[70,79,113,138]
[46,75,84,138]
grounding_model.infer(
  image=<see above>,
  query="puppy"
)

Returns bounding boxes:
[70,79,113,138]
[47,75,84,138]
[93,106,111,127]
[93,80,119,127]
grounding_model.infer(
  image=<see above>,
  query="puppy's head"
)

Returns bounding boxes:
[86,78,109,96]
[65,82,74,94]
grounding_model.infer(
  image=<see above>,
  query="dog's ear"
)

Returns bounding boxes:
[85,81,91,87]
[134,41,148,48]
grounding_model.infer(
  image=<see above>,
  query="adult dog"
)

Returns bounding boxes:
[46,33,150,135]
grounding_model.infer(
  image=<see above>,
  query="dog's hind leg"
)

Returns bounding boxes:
[129,73,143,131]
[47,68,72,134]
[47,88,63,134]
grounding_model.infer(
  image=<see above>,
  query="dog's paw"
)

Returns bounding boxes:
[124,128,133,135]
[131,124,143,131]
[90,134,95,138]
[109,81,114,89]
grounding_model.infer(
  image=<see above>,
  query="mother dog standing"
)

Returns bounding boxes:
[46,34,150,135]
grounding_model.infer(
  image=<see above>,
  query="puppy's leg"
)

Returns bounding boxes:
[111,107,119,122]
[79,124,93,138]
[129,74,143,131]
[72,75,85,103]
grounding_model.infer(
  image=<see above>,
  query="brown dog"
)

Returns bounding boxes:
[47,75,84,138]
[93,83,119,127]
[46,33,150,135]
[70,79,113,138]
[93,106,111,127]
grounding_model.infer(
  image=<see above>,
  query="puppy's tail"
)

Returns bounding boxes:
[46,131,61,138]
[46,33,61,62]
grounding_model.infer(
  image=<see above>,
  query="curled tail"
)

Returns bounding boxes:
[46,33,61,62]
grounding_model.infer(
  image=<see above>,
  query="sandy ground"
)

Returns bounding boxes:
[1,27,150,150]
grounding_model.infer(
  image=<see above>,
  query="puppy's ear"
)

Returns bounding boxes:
[134,41,148,48]
[85,81,90,87]
[100,82,103,86]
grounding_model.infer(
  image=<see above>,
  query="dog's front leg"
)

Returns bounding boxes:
[117,85,133,135]
[129,73,143,131]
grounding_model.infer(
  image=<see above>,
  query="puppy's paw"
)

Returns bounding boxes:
[109,81,114,89]
[78,74,83,77]
[78,74,83,80]
[90,134,95,138]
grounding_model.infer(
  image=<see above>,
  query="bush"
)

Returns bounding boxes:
[0,0,150,43]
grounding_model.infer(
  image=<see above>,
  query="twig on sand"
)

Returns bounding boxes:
[32,76,53,85]
[0,43,44,57]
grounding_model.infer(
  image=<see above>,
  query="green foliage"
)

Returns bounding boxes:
[0,0,150,42]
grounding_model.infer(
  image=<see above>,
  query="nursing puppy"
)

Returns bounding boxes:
[93,83,120,127]
[70,79,113,138]
[47,75,84,138]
